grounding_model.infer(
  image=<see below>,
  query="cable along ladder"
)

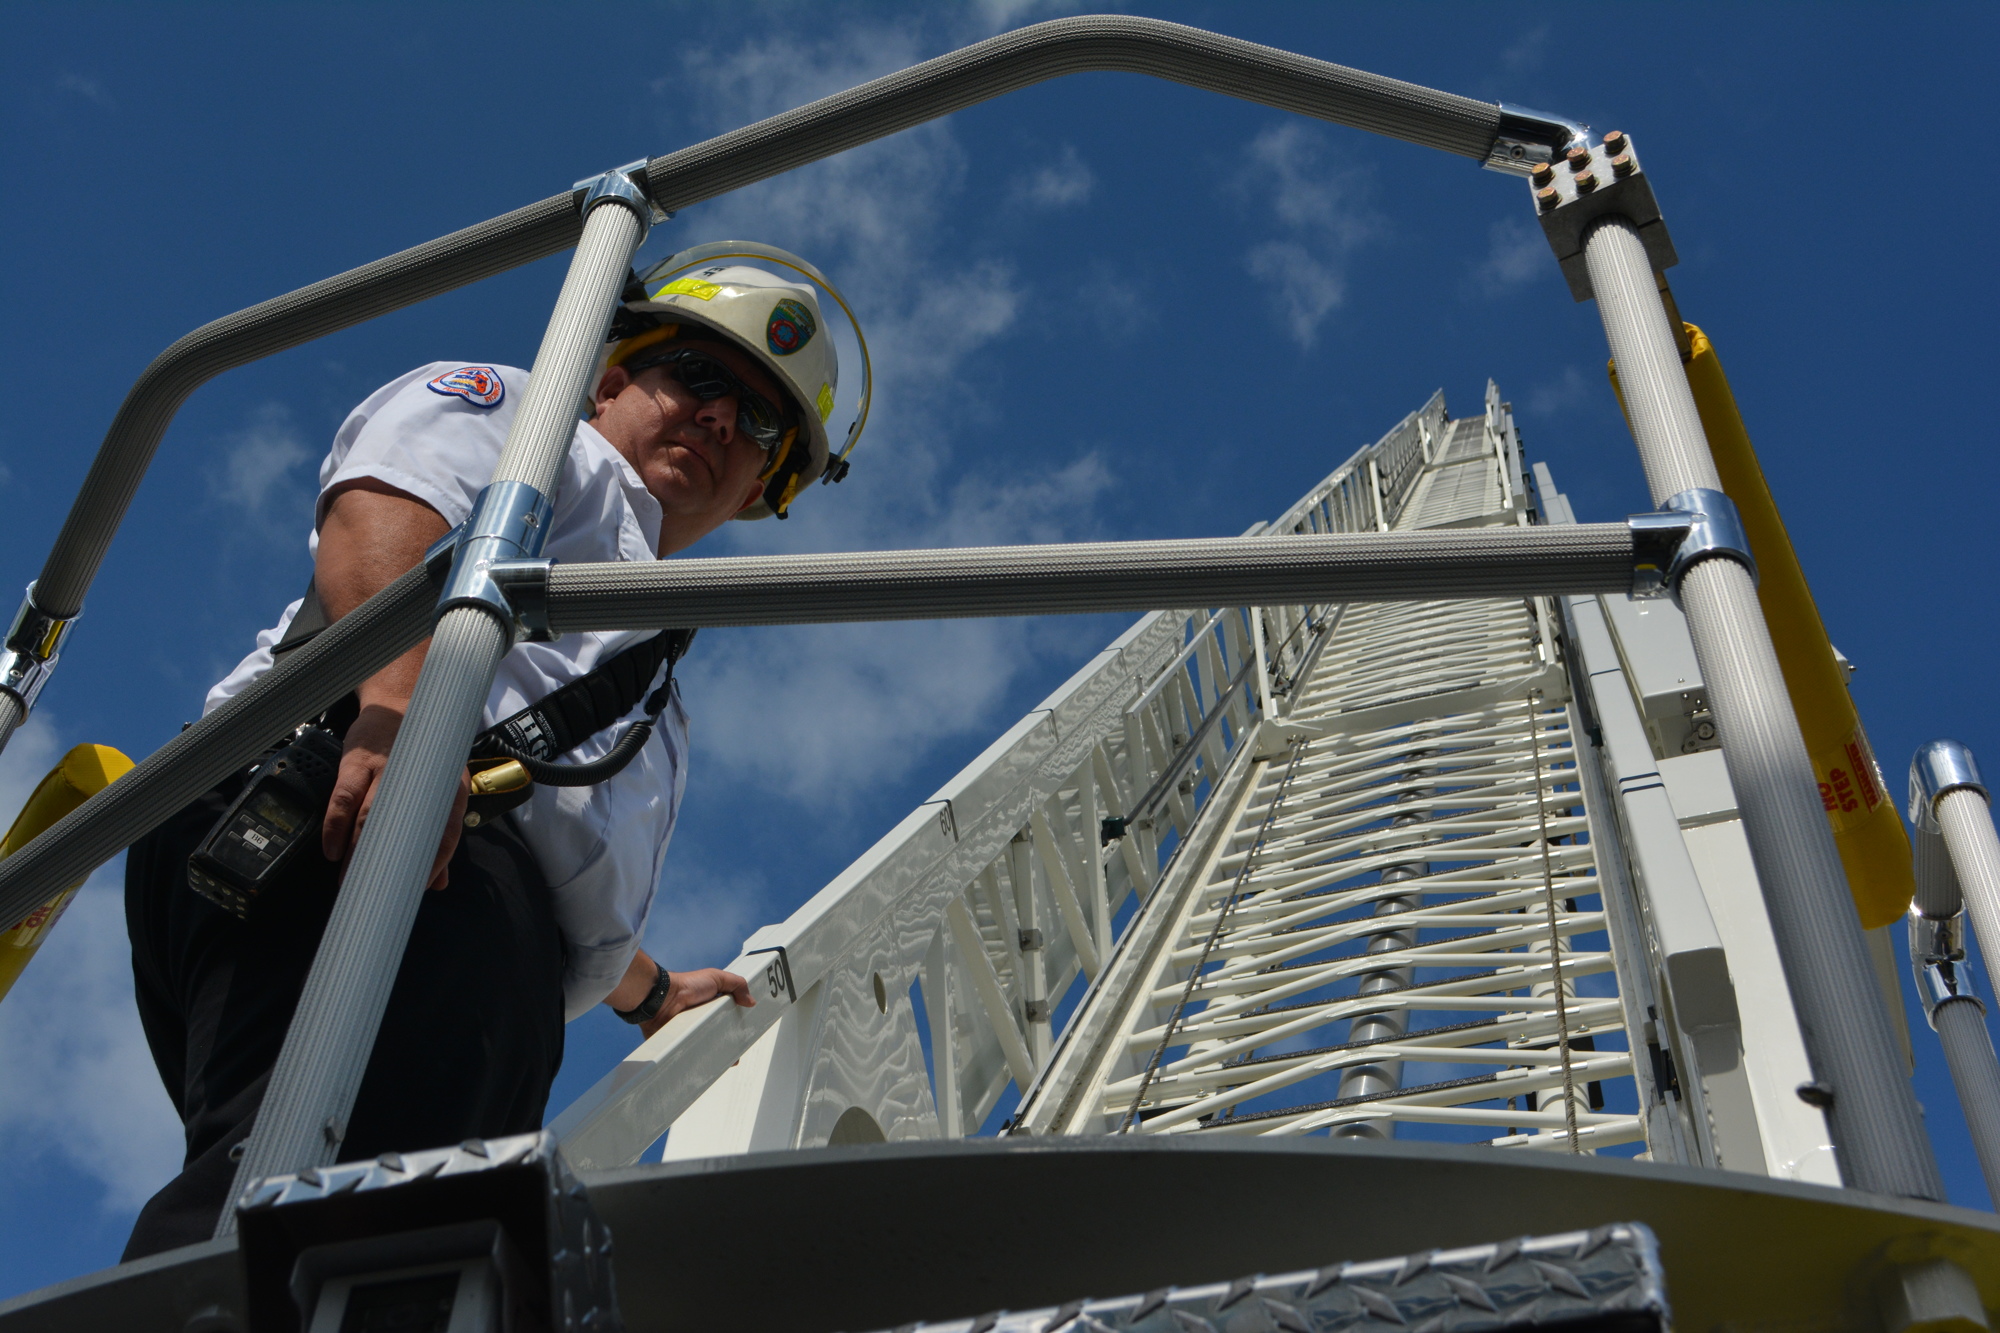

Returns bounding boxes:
[1006,390,1636,1148]
[599,385,1643,1160]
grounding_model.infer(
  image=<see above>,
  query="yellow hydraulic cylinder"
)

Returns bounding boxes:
[0,742,134,1004]
[1613,324,1912,928]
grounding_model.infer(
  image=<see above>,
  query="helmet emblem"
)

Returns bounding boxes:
[426,365,505,408]
[766,298,816,356]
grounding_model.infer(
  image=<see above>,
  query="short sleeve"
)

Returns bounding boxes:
[316,363,524,530]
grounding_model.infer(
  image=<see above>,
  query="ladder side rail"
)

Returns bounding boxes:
[552,609,1185,1166]
[558,590,1280,1164]
[1543,466,1834,1178]
[1560,667,1699,1165]
[558,594,1310,1163]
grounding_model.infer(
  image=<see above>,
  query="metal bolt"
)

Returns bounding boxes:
[1530,162,1555,188]
[1603,130,1629,155]
[1536,185,1561,213]
[1610,153,1636,179]
[1574,171,1600,194]
[1565,144,1593,172]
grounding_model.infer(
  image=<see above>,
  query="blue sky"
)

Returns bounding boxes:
[1,0,1996,1297]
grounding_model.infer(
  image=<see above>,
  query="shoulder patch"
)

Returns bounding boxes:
[426,365,506,408]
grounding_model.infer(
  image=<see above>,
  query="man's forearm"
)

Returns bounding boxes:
[606,947,661,1013]
[314,479,464,876]
[317,480,451,709]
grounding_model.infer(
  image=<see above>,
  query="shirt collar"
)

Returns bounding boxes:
[576,418,665,557]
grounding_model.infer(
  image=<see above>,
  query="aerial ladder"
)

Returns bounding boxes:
[0,16,1997,1333]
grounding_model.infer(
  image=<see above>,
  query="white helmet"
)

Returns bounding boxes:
[604,243,871,520]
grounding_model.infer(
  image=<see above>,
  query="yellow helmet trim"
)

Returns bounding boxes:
[758,426,797,485]
[606,323,680,369]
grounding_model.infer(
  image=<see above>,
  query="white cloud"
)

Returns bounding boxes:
[1234,123,1382,348]
[1526,366,1594,417]
[648,23,1118,811]
[645,854,772,967]
[1018,144,1095,209]
[970,0,1088,33]
[1500,25,1551,77]
[1246,240,1347,348]
[681,454,1113,803]
[1073,259,1148,341]
[1476,218,1552,296]
[55,73,114,110]
[211,402,312,520]
[0,715,181,1212]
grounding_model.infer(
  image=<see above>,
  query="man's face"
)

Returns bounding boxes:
[589,338,793,554]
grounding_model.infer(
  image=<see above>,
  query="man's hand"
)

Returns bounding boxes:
[607,949,754,1040]
[315,480,460,886]
[322,701,471,890]
[645,967,755,1039]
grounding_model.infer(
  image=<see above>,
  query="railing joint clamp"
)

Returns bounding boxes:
[0,581,80,712]
[1485,103,1589,175]
[436,481,557,642]
[1908,908,1982,1028]
[1628,488,1755,601]
[1908,739,1986,830]
[572,159,669,240]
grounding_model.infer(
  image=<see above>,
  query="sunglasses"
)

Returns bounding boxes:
[622,346,791,455]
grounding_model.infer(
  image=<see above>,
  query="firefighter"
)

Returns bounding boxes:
[124,256,851,1256]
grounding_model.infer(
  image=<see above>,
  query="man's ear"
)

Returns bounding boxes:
[735,481,765,515]
[591,365,632,420]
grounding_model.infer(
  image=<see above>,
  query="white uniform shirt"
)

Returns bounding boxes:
[206,362,689,1020]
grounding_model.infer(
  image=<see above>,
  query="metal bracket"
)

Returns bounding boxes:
[436,480,555,640]
[1908,738,1986,831]
[1484,102,1590,175]
[1628,488,1756,601]
[1909,909,1981,1028]
[1528,130,1679,302]
[571,158,669,241]
[0,582,80,712]
[487,559,557,642]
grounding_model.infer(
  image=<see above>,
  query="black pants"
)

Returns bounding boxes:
[122,773,566,1260]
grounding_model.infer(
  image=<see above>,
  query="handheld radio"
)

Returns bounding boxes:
[186,726,344,918]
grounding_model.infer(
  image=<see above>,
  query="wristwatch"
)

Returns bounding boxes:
[614,961,673,1025]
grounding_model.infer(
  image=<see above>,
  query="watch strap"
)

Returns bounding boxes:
[614,961,673,1025]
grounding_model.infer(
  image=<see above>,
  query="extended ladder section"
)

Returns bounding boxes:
[551,385,1842,1182]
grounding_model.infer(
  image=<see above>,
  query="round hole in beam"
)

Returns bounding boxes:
[828,1106,886,1146]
